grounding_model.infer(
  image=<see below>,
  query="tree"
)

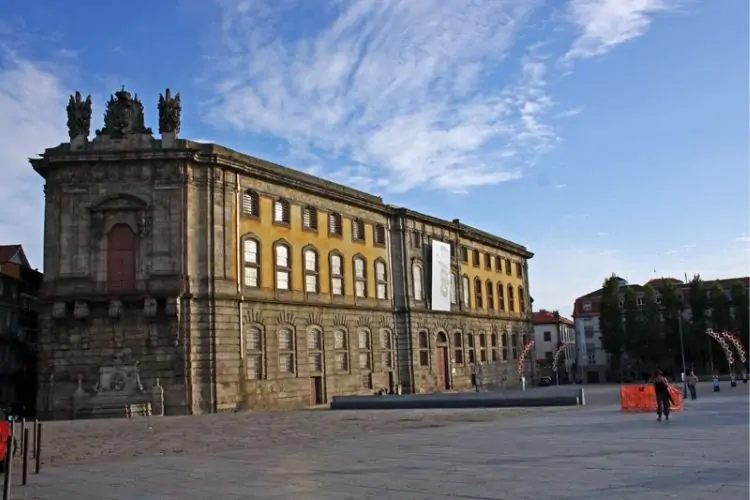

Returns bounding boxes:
[622,286,642,367]
[658,281,682,373]
[641,284,666,372]
[709,281,731,332]
[687,275,711,372]
[599,275,625,375]
[730,282,749,351]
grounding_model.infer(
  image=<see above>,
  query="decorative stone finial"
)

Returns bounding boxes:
[96,86,152,137]
[158,88,182,135]
[66,91,92,140]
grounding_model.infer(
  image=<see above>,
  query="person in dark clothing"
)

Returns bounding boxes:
[653,370,672,422]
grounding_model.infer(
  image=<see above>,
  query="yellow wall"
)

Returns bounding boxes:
[237,193,389,297]
[458,245,528,315]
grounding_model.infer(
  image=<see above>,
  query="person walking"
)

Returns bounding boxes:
[687,371,699,400]
[653,370,673,422]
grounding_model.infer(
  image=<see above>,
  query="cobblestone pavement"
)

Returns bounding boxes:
[6,388,749,499]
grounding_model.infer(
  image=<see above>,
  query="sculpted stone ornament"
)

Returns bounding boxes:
[158,88,182,135]
[96,87,152,137]
[66,91,93,140]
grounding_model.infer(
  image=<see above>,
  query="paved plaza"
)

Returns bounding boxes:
[7,386,749,499]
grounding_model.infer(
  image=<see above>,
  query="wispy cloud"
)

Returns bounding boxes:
[204,0,560,193]
[555,107,583,118]
[554,183,568,189]
[736,234,750,243]
[564,0,681,62]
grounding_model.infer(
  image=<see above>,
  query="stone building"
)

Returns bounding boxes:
[0,245,42,417]
[31,88,534,419]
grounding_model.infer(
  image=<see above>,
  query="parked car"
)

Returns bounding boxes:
[538,376,553,386]
[0,410,10,468]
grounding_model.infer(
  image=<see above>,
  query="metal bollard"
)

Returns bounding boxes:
[18,420,25,460]
[33,424,42,475]
[30,421,37,460]
[3,421,13,500]
[21,428,29,486]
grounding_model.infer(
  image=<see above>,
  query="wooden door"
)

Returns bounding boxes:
[310,377,324,405]
[436,347,449,390]
[107,224,136,292]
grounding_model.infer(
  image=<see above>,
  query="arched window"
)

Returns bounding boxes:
[273,198,291,224]
[466,333,475,364]
[241,189,260,217]
[490,333,498,362]
[358,329,372,370]
[418,331,430,367]
[107,223,137,292]
[518,286,526,313]
[330,252,344,295]
[328,212,343,236]
[511,333,519,359]
[502,333,509,360]
[274,243,291,290]
[375,260,388,299]
[412,262,424,301]
[497,282,506,311]
[479,333,487,362]
[334,329,349,372]
[302,206,318,230]
[241,236,260,288]
[453,331,464,365]
[303,247,319,293]
[474,277,483,309]
[379,329,394,370]
[245,326,264,379]
[486,281,494,311]
[307,327,323,373]
[278,327,296,373]
[450,272,457,304]
[461,275,470,308]
[507,284,515,312]
[354,256,367,298]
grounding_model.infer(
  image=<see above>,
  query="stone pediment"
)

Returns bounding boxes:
[90,193,148,213]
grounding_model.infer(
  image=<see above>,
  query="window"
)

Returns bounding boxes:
[274,242,291,291]
[374,224,386,246]
[502,334,508,360]
[472,249,480,267]
[375,260,388,299]
[330,252,344,296]
[518,286,526,313]
[497,282,505,311]
[490,333,498,361]
[656,295,662,304]
[352,219,365,241]
[303,247,319,293]
[380,329,394,370]
[412,231,422,248]
[245,327,263,379]
[278,328,295,374]
[354,256,367,298]
[507,284,515,312]
[516,262,523,278]
[334,329,349,371]
[479,333,487,362]
[511,333,518,359]
[241,189,260,217]
[273,199,290,224]
[466,334,475,364]
[418,331,429,366]
[495,256,502,273]
[584,327,595,339]
[543,331,551,342]
[461,275,470,308]
[412,262,424,301]
[486,281,494,311]
[461,246,468,263]
[242,237,260,288]
[308,328,323,373]
[358,330,372,370]
[582,301,592,312]
[636,297,644,306]
[329,213,343,236]
[474,277,483,309]
[484,253,492,270]
[302,206,318,231]
[505,258,511,276]
[450,273,457,304]
[453,331,464,365]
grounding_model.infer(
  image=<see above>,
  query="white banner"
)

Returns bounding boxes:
[431,240,452,312]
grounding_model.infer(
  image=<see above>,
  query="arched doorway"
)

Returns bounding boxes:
[107,223,137,292]
[435,332,450,390]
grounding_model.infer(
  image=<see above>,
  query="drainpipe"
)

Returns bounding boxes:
[236,173,244,364]
[397,213,414,393]
[384,214,398,389]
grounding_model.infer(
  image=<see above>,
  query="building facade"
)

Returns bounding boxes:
[572,276,750,383]
[531,310,575,382]
[0,245,42,417]
[31,88,534,419]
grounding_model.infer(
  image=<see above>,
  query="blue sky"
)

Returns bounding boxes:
[0,0,747,315]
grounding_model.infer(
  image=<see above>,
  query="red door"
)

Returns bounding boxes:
[107,224,136,292]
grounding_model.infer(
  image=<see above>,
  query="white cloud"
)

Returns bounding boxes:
[564,0,680,62]
[554,183,568,189]
[736,234,750,243]
[0,54,68,269]
[205,0,559,192]
[555,107,583,118]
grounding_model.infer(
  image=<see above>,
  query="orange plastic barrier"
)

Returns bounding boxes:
[620,384,684,412]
